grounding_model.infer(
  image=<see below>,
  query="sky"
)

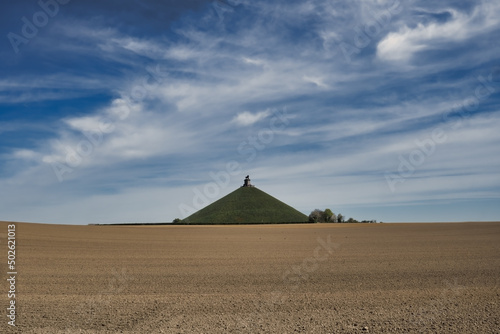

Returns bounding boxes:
[0,0,499,224]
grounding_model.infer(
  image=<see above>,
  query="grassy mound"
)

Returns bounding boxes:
[182,186,309,224]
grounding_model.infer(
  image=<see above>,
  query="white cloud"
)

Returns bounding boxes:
[232,110,271,126]
[12,149,40,160]
[65,116,111,133]
[377,3,500,62]
[110,37,166,58]
[242,57,266,67]
[303,75,329,88]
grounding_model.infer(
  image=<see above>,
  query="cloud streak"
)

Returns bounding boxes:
[377,2,500,62]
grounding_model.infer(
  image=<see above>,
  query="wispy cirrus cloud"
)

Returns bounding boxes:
[377,1,500,62]
[232,110,271,126]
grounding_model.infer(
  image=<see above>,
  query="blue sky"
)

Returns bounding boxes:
[1,0,499,224]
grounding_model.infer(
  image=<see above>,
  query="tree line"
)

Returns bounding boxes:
[308,209,378,223]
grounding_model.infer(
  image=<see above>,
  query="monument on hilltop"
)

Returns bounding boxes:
[243,175,253,187]
[181,175,308,224]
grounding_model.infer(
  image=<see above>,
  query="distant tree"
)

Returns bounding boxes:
[309,209,324,223]
[173,218,182,224]
[323,209,334,223]
[308,210,374,223]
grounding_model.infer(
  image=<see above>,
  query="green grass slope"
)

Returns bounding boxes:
[182,186,309,224]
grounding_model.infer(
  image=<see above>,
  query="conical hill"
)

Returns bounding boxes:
[182,186,308,224]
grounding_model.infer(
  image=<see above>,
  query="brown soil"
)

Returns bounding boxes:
[1,221,499,333]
